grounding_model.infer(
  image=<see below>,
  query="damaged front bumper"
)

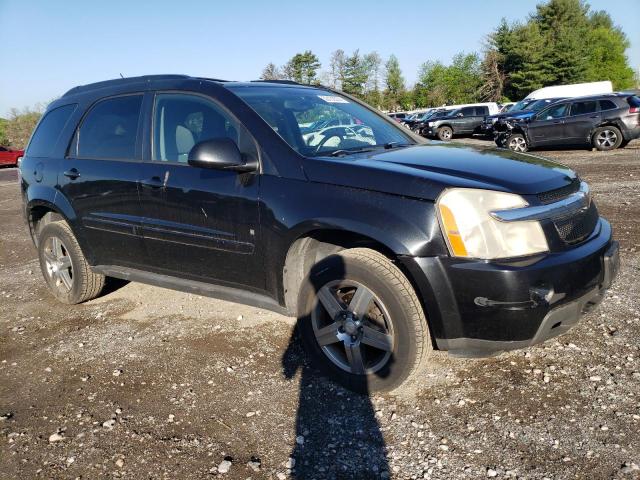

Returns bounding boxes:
[401,219,619,358]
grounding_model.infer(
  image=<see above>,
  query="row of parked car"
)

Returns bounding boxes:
[390,82,640,152]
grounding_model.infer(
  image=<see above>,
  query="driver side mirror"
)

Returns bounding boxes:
[456,113,464,117]
[188,138,256,173]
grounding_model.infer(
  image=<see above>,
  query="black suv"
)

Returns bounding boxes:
[424,105,492,140]
[21,75,619,392]
[496,93,640,152]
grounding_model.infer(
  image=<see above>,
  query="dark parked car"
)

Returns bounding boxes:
[20,75,619,392]
[424,105,493,140]
[496,93,640,152]
[481,98,565,136]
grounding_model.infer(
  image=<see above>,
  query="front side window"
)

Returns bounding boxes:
[460,107,476,116]
[539,103,568,120]
[228,85,413,157]
[152,93,257,164]
[570,101,597,116]
[75,95,142,159]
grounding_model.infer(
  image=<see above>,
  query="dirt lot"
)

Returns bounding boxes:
[1,140,639,480]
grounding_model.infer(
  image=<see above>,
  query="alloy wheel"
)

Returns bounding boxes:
[312,280,394,375]
[509,136,527,152]
[597,129,617,148]
[43,236,74,292]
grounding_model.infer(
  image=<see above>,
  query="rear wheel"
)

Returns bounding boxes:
[297,248,432,392]
[592,126,622,151]
[437,126,453,141]
[38,221,105,304]
[506,133,528,152]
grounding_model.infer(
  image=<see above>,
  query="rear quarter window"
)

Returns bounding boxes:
[26,104,77,158]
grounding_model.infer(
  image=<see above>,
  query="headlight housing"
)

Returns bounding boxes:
[437,188,548,259]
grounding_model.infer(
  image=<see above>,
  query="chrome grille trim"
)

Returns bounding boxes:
[491,182,591,222]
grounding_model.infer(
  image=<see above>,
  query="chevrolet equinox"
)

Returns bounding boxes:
[20,75,619,391]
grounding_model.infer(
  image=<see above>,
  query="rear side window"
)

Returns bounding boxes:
[570,101,597,116]
[26,104,77,158]
[599,100,617,111]
[475,107,488,116]
[74,95,143,159]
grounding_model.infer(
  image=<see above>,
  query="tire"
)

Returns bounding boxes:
[37,221,105,304]
[506,133,528,152]
[297,248,432,393]
[437,126,453,141]
[592,126,622,151]
[619,139,630,149]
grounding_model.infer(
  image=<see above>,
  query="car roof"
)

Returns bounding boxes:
[61,75,319,98]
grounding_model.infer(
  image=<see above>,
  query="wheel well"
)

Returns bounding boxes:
[28,207,64,246]
[282,230,396,315]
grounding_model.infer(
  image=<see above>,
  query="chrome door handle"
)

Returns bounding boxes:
[63,168,80,179]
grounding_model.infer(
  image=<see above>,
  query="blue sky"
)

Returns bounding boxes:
[0,0,638,116]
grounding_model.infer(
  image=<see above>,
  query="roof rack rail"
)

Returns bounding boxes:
[62,74,193,97]
[250,79,302,85]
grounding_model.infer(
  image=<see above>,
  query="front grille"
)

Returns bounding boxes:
[553,202,599,244]
[537,179,580,204]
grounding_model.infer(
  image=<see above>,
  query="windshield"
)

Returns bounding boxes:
[228,85,413,156]
[509,99,535,112]
[527,98,561,112]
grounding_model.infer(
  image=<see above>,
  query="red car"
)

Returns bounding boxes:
[0,146,24,167]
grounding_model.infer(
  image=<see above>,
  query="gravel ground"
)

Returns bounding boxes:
[1,140,639,479]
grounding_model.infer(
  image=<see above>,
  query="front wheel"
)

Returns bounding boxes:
[592,126,622,151]
[297,248,432,392]
[506,133,528,152]
[37,221,105,304]
[437,126,453,141]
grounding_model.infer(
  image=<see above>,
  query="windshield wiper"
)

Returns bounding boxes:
[382,142,412,149]
[327,148,377,157]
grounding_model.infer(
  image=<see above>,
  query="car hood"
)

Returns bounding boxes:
[302,143,576,201]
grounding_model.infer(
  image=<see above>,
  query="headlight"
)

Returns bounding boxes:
[437,188,548,259]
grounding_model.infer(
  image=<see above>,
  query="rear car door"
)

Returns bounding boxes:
[59,94,146,268]
[564,100,599,143]
[137,91,262,290]
[527,103,570,146]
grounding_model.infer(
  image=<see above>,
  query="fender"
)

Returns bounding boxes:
[588,119,626,142]
[25,185,97,263]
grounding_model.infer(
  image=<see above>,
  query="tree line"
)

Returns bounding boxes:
[1,0,637,150]
[261,0,637,111]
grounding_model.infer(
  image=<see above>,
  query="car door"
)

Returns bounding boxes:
[137,91,262,290]
[59,94,147,268]
[455,107,477,133]
[526,103,570,146]
[564,100,599,143]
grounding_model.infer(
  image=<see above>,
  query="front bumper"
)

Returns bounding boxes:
[401,219,619,357]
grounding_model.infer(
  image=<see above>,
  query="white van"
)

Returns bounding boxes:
[525,81,613,100]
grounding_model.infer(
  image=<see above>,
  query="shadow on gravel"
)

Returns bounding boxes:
[281,256,390,479]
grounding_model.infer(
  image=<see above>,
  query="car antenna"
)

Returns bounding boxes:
[119,73,125,78]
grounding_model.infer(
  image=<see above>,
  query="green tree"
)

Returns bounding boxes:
[0,118,9,146]
[384,55,405,110]
[341,50,369,96]
[414,53,482,107]
[584,11,635,89]
[486,0,635,99]
[283,51,321,84]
